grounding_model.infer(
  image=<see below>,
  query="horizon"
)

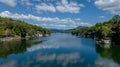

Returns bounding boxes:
[0,0,118,29]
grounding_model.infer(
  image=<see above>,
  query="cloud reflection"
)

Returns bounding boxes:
[95,57,120,67]
[0,52,83,67]
[27,45,60,52]
[0,60,17,67]
[35,52,83,67]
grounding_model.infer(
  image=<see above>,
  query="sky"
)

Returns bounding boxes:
[0,0,119,29]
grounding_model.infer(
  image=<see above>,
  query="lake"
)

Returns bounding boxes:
[0,33,120,67]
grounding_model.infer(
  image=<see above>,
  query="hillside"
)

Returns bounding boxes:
[71,15,120,43]
[65,26,86,33]
[49,29,65,33]
[0,17,51,38]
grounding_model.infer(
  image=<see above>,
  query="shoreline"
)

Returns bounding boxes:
[0,34,50,42]
[0,36,21,42]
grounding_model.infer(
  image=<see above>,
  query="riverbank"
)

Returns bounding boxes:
[0,36,21,42]
[0,34,50,42]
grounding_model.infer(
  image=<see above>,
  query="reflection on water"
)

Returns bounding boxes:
[35,52,83,67]
[0,39,43,58]
[96,44,120,66]
[0,33,120,67]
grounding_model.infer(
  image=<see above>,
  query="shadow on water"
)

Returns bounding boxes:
[96,44,120,65]
[0,39,43,58]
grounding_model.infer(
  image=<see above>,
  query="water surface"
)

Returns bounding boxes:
[0,33,120,67]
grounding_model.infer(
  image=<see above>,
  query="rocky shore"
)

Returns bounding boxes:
[0,34,50,42]
[0,36,21,42]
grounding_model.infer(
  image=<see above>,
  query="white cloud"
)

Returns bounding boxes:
[99,16,105,18]
[0,0,84,13]
[20,0,33,6]
[94,0,120,15]
[35,0,84,13]
[0,11,91,29]
[35,3,56,13]
[56,0,85,13]
[0,0,16,7]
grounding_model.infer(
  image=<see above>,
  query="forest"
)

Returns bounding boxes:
[71,15,120,43]
[0,17,51,38]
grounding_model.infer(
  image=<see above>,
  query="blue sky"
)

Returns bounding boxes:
[0,0,119,29]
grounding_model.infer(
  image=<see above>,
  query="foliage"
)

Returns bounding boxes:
[71,15,120,42]
[0,17,51,38]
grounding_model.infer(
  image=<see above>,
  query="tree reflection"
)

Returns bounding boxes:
[96,44,120,64]
[0,39,43,58]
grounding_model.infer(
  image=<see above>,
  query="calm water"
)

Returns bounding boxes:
[0,33,120,67]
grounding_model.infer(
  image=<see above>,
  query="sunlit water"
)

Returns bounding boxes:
[0,33,120,67]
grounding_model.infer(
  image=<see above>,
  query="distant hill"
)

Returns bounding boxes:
[75,26,86,29]
[49,29,65,33]
[65,26,86,33]
[111,15,120,23]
